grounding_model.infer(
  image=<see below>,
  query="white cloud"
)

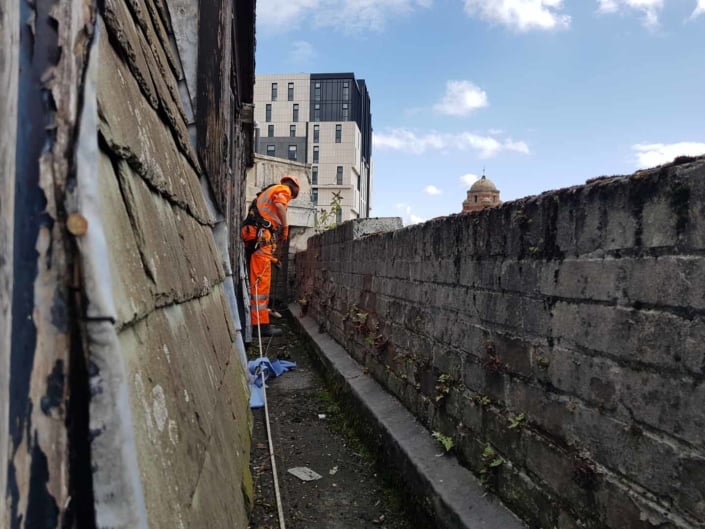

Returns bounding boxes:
[374,128,530,158]
[691,0,705,18]
[289,40,316,64]
[460,173,480,187]
[434,81,488,116]
[633,142,705,168]
[258,0,319,29]
[374,129,445,153]
[396,203,426,225]
[424,185,443,195]
[597,0,663,27]
[463,0,571,31]
[257,0,432,32]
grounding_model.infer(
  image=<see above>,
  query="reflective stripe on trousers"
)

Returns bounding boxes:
[249,247,273,326]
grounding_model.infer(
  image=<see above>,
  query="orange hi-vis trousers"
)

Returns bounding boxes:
[249,231,276,326]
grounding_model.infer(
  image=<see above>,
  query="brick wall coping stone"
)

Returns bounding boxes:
[289,303,526,529]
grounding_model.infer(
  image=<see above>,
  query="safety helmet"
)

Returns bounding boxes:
[281,175,300,197]
[281,175,300,188]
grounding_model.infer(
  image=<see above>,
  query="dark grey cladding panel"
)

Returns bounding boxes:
[256,136,308,163]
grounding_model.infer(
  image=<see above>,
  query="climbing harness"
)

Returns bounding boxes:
[243,184,276,230]
[253,276,287,529]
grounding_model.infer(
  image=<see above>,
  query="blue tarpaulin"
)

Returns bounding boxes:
[248,357,296,408]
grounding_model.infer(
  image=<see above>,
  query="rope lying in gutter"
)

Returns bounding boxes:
[254,278,287,529]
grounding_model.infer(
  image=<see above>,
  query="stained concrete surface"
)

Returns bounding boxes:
[248,320,424,529]
[288,307,526,529]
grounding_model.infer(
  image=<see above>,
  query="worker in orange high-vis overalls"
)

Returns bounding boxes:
[242,175,300,337]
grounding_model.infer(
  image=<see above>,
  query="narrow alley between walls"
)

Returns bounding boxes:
[247,317,428,529]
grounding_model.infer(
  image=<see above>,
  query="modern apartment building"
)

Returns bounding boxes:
[253,73,373,222]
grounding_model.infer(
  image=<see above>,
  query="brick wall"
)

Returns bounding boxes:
[296,157,705,529]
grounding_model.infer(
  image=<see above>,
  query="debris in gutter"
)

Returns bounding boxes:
[287,467,323,482]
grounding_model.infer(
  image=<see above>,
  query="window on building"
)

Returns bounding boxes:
[313,124,320,143]
[288,82,294,101]
[312,166,318,185]
[314,82,321,101]
[336,208,342,225]
[266,144,275,156]
[290,124,296,137]
[336,166,343,185]
[267,124,274,137]
[271,82,278,101]
[342,81,349,101]
[335,124,342,143]
[313,146,319,163]
[314,104,320,122]
[288,145,297,161]
[293,104,299,122]
[357,174,361,191]
[342,103,349,121]
[312,189,318,205]
[265,104,272,122]
[474,195,478,203]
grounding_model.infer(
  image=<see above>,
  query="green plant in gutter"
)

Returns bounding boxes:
[432,431,454,453]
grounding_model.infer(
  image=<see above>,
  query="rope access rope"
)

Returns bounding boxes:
[254,276,287,529]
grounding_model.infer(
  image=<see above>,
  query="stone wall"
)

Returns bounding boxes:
[2,0,255,527]
[95,9,253,526]
[296,157,705,529]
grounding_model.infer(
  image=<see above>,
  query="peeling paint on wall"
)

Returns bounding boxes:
[0,0,20,520]
[3,0,257,525]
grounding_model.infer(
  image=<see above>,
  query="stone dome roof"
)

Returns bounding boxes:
[470,175,498,192]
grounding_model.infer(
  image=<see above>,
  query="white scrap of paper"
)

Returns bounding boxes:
[287,467,323,481]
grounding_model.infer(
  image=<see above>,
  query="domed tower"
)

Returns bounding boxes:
[462,174,501,213]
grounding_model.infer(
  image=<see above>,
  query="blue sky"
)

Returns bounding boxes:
[255,0,705,225]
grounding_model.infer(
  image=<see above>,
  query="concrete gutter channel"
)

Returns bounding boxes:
[288,304,526,529]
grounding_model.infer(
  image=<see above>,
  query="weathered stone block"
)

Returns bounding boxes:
[544,258,623,303]
[521,430,593,519]
[115,161,223,305]
[102,3,159,109]
[618,371,704,448]
[98,149,155,325]
[119,301,226,527]
[491,332,534,378]
[676,455,705,519]
[641,196,677,248]
[98,34,210,223]
[678,162,705,250]
[566,404,682,499]
[188,358,252,529]
[626,256,705,311]
[603,205,638,251]
[551,301,699,375]
[596,474,694,529]
[574,188,606,257]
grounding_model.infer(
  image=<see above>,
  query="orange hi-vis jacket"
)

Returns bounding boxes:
[248,183,293,327]
[256,184,293,230]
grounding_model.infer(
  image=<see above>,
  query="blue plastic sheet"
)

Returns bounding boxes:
[248,357,297,408]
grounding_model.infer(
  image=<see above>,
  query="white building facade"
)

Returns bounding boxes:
[253,73,373,222]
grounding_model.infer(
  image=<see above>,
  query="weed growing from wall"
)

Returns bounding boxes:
[315,192,343,233]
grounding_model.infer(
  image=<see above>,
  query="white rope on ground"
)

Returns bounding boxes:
[254,277,287,529]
